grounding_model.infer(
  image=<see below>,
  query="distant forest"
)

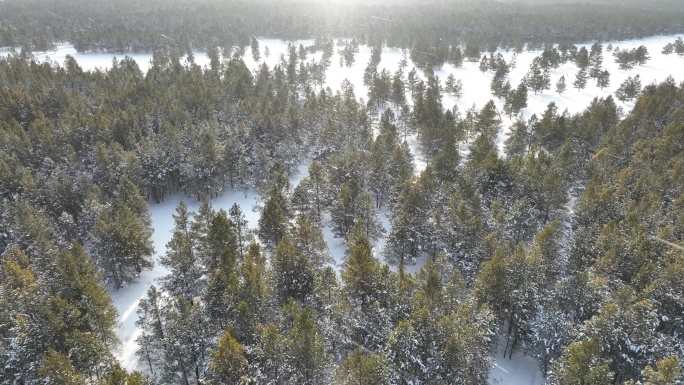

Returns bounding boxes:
[1,0,684,53]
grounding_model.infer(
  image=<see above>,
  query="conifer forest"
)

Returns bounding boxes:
[1,0,684,384]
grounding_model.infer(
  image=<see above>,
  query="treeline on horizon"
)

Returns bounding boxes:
[1,0,684,54]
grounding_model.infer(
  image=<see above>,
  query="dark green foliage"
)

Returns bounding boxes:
[615,75,642,101]
[2,7,684,382]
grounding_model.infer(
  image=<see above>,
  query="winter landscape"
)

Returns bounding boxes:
[2,0,684,384]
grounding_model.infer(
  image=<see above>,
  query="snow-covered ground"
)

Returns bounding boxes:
[9,34,684,383]
[489,333,545,385]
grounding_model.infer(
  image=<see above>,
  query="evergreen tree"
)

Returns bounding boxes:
[588,42,604,74]
[38,348,86,385]
[209,331,248,384]
[229,203,252,258]
[387,319,420,383]
[330,180,384,242]
[135,286,167,374]
[479,55,489,73]
[675,37,684,56]
[506,82,528,117]
[391,69,407,108]
[258,195,288,250]
[253,325,287,383]
[549,338,612,385]
[556,75,567,95]
[93,202,154,289]
[286,307,329,384]
[159,202,204,299]
[573,68,588,90]
[445,73,456,95]
[333,348,391,385]
[615,75,642,102]
[271,236,316,306]
[289,214,332,269]
[53,243,118,344]
[596,69,610,90]
[575,46,590,69]
[161,297,210,385]
[259,161,291,216]
[641,355,682,385]
[341,232,382,309]
[440,302,496,384]
[525,57,551,94]
[634,45,650,65]
[308,160,330,221]
[476,100,503,140]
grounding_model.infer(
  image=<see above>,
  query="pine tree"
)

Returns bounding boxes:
[135,286,167,374]
[286,307,329,384]
[449,46,464,67]
[573,68,588,90]
[615,75,642,102]
[575,46,590,69]
[330,180,384,242]
[445,73,456,95]
[333,348,391,385]
[271,236,316,306]
[238,242,268,320]
[53,243,118,344]
[308,160,329,221]
[203,208,239,272]
[258,195,288,250]
[229,203,252,258]
[259,161,291,216]
[1,249,45,381]
[588,42,604,72]
[209,331,248,384]
[596,69,610,90]
[38,348,86,385]
[391,70,407,108]
[160,297,209,385]
[341,232,382,309]
[440,303,496,384]
[549,338,612,385]
[556,75,567,95]
[253,325,288,384]
[506,82,528,117]
[250,37,260,62]
[101,364,154,385]
[675,37,684,56]
[479,55,489,73]
[445,73,465,98]
[525,57,550,94]
[634,45,650,65]
[289,214,332,268]
[93,202,154,289]
[159,202,204,299]
[453,79,463,99]
[642,355,682,385]
[387,319,421,382]
[476,100,503,140]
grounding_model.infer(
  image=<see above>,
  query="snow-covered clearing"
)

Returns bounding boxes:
[489,333,545,385]
[13,34,684,382]
[110,187,259,370]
